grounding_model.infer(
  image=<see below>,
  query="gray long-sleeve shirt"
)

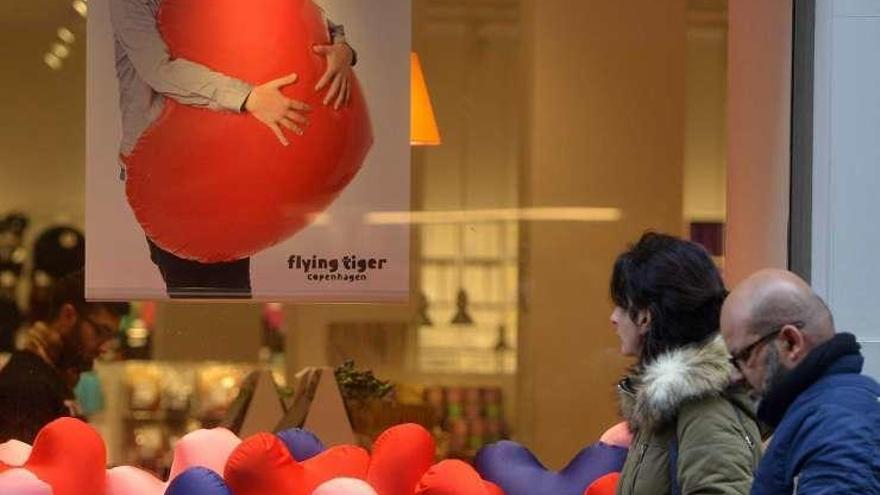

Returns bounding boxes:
[110,0,345,156]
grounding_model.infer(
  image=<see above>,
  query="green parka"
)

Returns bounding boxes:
[616,336,762,495]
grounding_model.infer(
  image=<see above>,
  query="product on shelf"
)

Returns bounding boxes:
[125,364,163,412]
[421,385,509,460]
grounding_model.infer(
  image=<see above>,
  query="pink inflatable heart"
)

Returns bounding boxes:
[598,423,631,449]
[168,428,241,483]
[0,468,53,495]
[0,440,31,467]
[106,466,165,495]
[311,478,378,495]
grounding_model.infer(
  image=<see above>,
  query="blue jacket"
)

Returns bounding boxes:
[751,338,880,495]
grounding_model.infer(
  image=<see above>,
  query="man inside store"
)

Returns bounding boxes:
[0,270,129,443]
[721,269,880,494]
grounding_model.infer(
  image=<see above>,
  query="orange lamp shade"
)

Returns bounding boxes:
[411,52,441,146]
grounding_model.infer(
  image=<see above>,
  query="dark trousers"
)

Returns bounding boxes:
[147,238,251,299]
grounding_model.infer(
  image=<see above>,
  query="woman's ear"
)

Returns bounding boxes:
[637,309,652,335]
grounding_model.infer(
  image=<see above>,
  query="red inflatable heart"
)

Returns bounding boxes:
[415,460,503,495]
[24,418,106,495]
[302,445,370,493]
[125,0,373,262]
[583,473,619,495]
[225,433,370,495]
[366,423,436,495]
[225,433,304,495]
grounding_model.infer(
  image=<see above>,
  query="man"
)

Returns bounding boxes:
[721,269,880,494]
[0,271,129,443]
[109,0,356,298]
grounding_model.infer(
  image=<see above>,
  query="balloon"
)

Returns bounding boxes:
[583,473,619,495]
[311,478,377,495]
[598,423,632,449]
[106,466,164,495]
[301,445,370,492]
[224,433,304,495]
[482,481,504,495]
[0,468,53,495]
[277,428,325,461]
[415,460,499,495]
[0,440,31,467]
[165,467,231,495]
[167,428,241,483]
[475,441,627,495]
[125,0,373,262]
[366,424,435,495]
[25,418,106,495]
[224,429,375,495]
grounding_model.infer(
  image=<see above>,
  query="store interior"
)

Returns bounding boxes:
[0,0,736,477]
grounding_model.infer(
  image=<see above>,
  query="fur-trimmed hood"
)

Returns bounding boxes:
[618,335,734,432]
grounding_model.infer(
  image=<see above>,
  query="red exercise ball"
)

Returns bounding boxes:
[125,0,373,262]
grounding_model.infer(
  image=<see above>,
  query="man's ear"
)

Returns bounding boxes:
[57,303,78,334]
[779,324,807,363]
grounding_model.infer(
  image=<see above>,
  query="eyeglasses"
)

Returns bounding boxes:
[81,314,118,340]
[729,321,805,371]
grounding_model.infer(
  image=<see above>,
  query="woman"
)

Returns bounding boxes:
[610,233,760,495]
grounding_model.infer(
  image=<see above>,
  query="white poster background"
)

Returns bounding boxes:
[86,0,411,302]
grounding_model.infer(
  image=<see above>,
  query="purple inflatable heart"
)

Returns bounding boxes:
[165,467,232,495]
[276,428,326,461]
[475,441,627,495]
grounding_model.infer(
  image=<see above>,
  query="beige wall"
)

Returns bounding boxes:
[152,303,262,362]
[684,12,727,222]
[0,8,86,235]
[519,0,686,468]
[724,0,792,286]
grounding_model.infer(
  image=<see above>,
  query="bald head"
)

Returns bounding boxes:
[723,269,834,344]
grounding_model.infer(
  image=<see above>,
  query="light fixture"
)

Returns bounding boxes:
[494,324,511,352]
[72,0,88,18]
[451,288,474,325]
[44,53,63,71]
[416,291,433,327]
[410,52,441,146]
[57,28,76,44]
[365,207,623,225]
[52,43,71,59]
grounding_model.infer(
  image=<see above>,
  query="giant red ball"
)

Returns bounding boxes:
[125,0,373,262]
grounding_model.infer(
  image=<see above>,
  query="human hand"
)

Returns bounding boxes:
[244,72,311,146]
[313,43,354,110]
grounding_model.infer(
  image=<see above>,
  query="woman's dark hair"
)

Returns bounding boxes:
[610,232,727,364]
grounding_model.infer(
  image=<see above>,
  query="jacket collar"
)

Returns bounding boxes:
[757,332,863,428]
[619,335,734,432]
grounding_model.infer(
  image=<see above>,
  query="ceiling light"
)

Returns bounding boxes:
[72,0,88,17]
[52,43,71,59]
[57,28,75,44]
[44,53,63,70]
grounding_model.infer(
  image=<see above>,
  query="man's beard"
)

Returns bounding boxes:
[56,319,93,373]
[758,344,788,403]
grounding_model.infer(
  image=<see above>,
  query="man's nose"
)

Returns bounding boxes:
[730,366,746,384]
